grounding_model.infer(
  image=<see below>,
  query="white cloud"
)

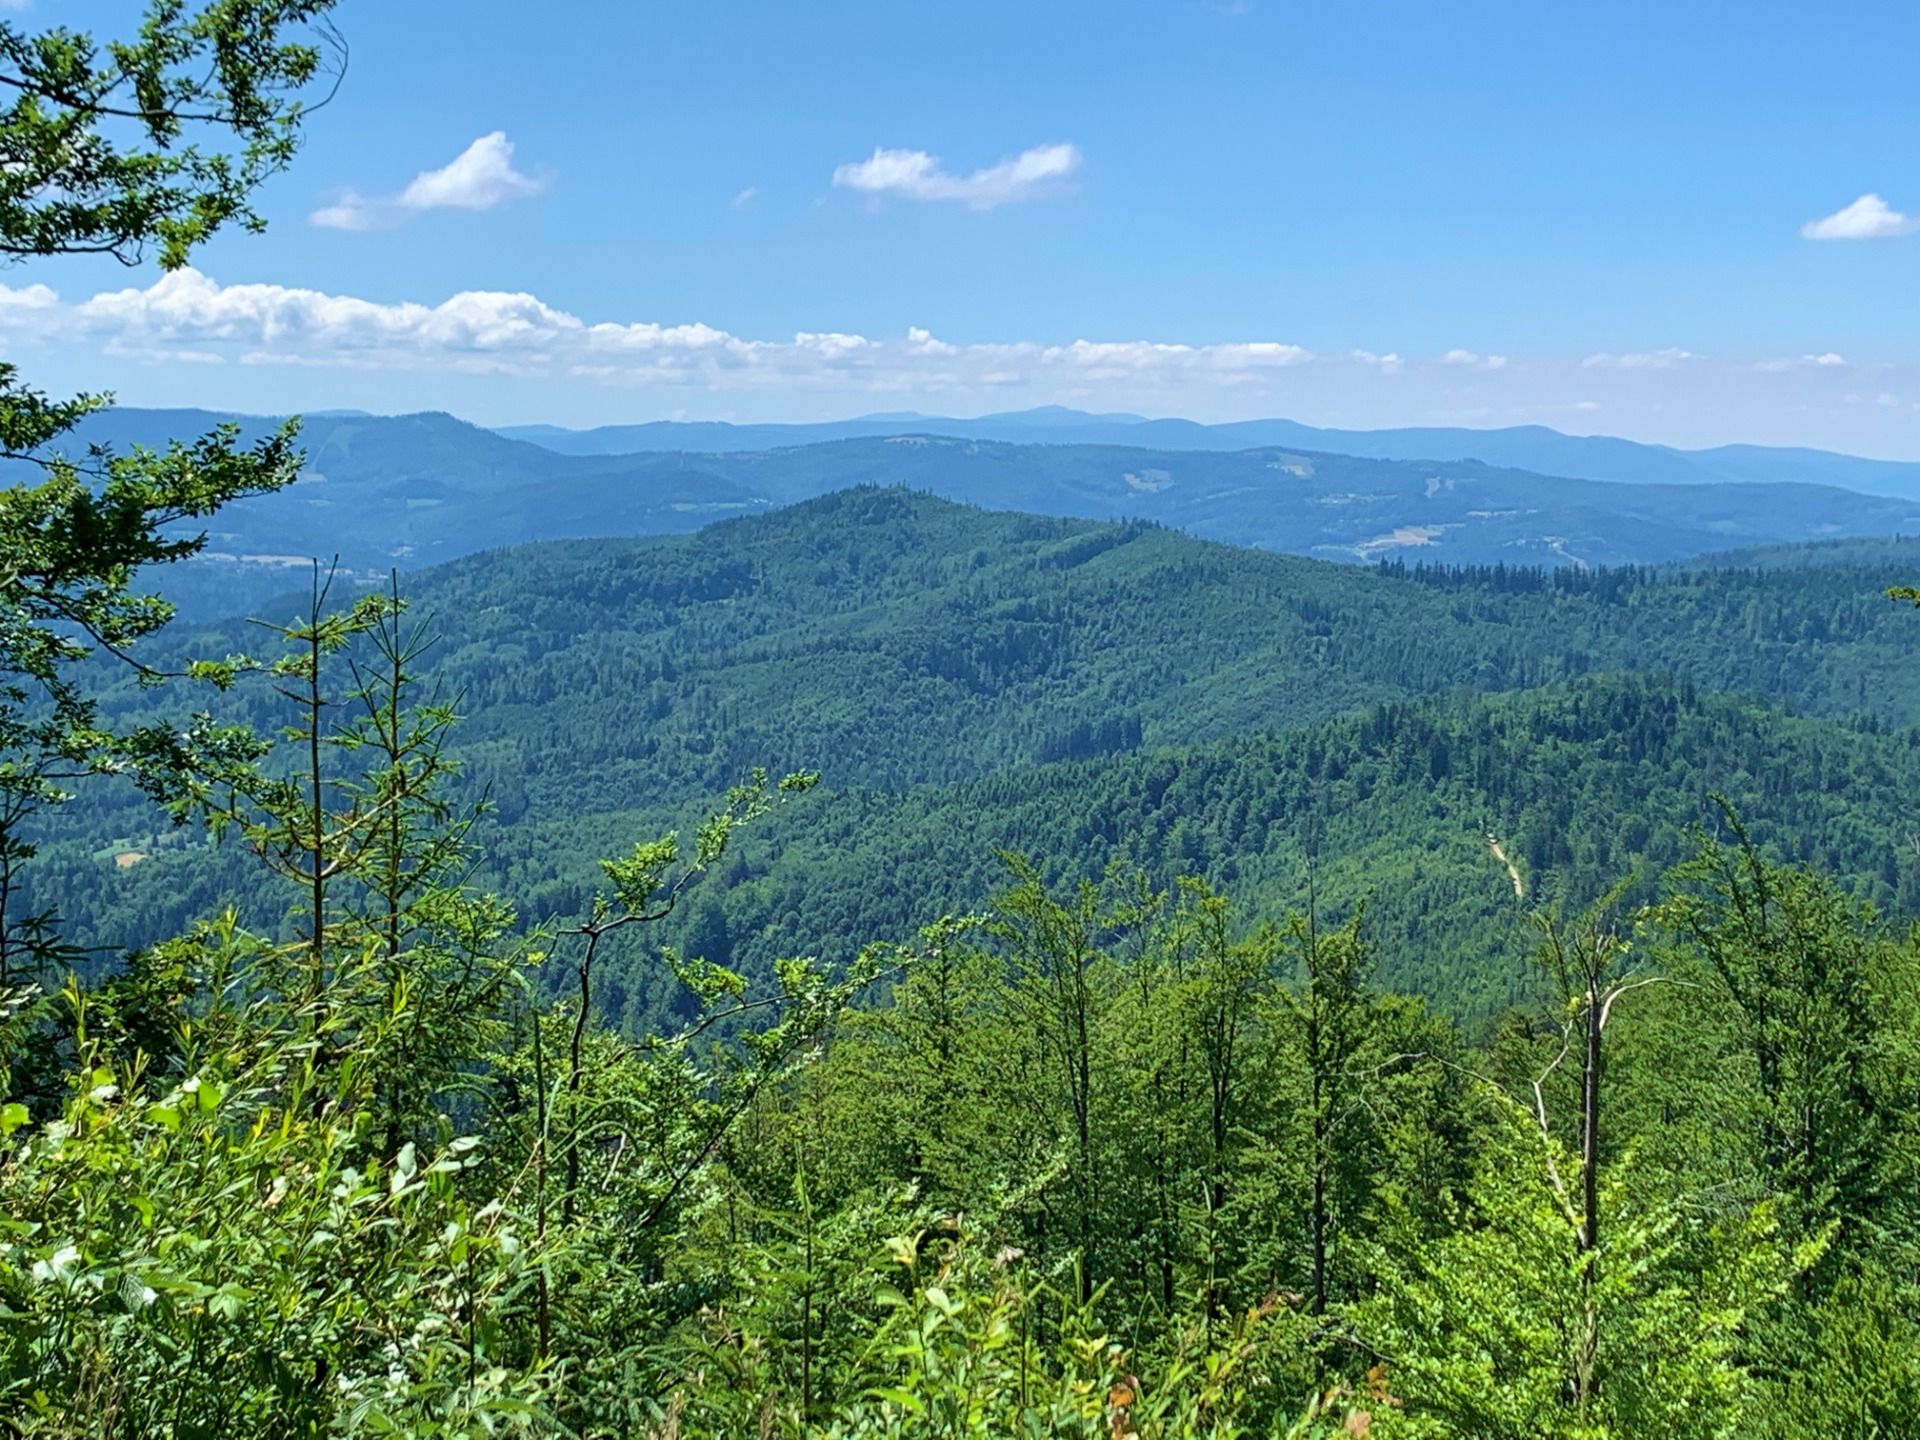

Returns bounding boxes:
[1581,348,1699,370]
[10,268,1912,449]
[793,331,869,359]
[1441,348,1508,371]
[103,341,225,366]
[400,132,543,211]
[1801,193,1915,241]
[906,326,958,357]
[1838,390,1915,411]
[731,187,757,209]
[0,282,57,315]
[1754,352,1849,372]
[311,132,544,231]
[832,142,1081,209]
[0,269,1319,397]
[308,196,377,232]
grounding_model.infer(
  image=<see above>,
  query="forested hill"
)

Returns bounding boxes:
[52,673,1920,1027]
[502,406,1920,501]
[23,409,1920,618]
[0,408,771,617]
[111,487,1920,810]
[558,675,1920,1024]
[40,487,1920,1024]
[1663,533,1920,571]
[665,436,1920,568]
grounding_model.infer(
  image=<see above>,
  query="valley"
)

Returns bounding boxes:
[10,5,1920,1431]
[38,488,1920,1031]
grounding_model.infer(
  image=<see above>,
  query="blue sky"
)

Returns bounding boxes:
[4,0,1918,453]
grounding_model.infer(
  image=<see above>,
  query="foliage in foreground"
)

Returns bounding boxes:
[5,581,1919,1436]
[6,2,1920,1434]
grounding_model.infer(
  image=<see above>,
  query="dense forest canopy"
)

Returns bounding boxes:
[6,5,1920,1438]
[31,489,1920,1026]
[13,474,1920,1433]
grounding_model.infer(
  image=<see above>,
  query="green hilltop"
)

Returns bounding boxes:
[42,487,1920,1028]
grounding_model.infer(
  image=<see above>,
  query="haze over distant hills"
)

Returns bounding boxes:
[0,408,771,613]
[500,405,1920,500]
[16,406,1920,617]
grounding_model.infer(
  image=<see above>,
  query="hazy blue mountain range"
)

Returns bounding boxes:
[500,405,1920,500]
[1,408,772,613]
[0,408,766,561]
[626,435,1920,570]
[15,407,1920,616]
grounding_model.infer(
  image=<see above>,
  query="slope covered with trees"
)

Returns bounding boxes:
[503,403,1920,502]
[145,488,1920,803]
[29,411,1920,618]
[36,491,1920,1029]
[17,597,1920,1435]
[8,6,1920,1438]
[529,674,1920,1027]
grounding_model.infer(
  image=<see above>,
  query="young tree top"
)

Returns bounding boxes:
[1,0,345,269]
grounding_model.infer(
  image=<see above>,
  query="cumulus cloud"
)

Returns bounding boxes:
[906,325,959,357]
[1801,193,1915,241]
[9,269,1916,447]
[311,132,545,231]
[0,282,57,316]
[0,268,1325,398]
[832,142,1081,209]
[1441,348,1508,370]
[793,331,869,359]
[1581,348,1699,370]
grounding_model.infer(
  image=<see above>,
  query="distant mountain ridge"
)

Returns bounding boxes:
[500,406,1920,500]
[14,406,1920,617]
[0,407,771,614]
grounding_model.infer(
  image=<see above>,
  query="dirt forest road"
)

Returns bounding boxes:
[1487,833,1524,898]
